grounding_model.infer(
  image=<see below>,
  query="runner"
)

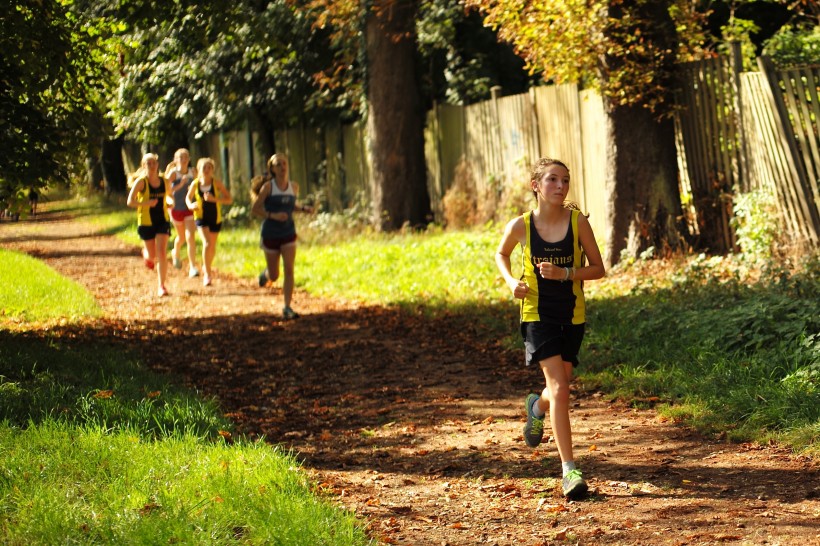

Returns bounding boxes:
[164,148,199,278]
[495,157,606,499]
[186,157,232,287]
[126,153,172,297]
[250,153,313,320]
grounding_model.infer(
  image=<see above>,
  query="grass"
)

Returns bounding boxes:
[0,249,101,322]
[582,254,820,454]
[0,229,371,544]
[0,423,366,545]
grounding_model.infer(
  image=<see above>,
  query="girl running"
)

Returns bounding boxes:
[186,157,232,287]
[250,153,313,320]
[164,148,199,278]
[495,158,606,499]
[127,153,172,297]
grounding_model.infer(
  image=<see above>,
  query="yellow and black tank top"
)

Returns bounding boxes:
[136,176,169,227]
[191,177,222,224]
[521,209,586,325]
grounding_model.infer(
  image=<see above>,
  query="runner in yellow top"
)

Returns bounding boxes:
[126,153,172,297]
[495,158,606,499]
[185,157,232,287]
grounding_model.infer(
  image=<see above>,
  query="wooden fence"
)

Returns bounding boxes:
[125,54,820,255]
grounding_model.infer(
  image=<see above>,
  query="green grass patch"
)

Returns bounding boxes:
[0,423,367,545]
[0,330,230,439]
[583,255,820,454]
[0,249,101,323]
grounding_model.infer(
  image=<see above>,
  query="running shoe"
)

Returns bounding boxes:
[562,469,588,499]
[172,252,182,269]
[157,285,169,297]
[142,248,154,270]
[283,306,299,320]
[523,393,545,447]
[189,266,199,278]
[203,275,212,287]
[258,270,268,287]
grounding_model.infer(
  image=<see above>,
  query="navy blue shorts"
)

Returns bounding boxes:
[521,322,585,367]
[137,223,171,240]
[195,219,222,232]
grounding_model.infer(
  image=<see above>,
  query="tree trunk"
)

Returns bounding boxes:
[365,0,432,230]
[101,136,127,195]
[600,0,685,265]
[603,104,684,265]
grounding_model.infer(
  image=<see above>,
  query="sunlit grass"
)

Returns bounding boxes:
[0,248,101,322]
[0,423,367,545]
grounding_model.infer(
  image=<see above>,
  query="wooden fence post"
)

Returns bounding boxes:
[757,55,820,246]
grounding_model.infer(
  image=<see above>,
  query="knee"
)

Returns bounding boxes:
[549,384,571,406]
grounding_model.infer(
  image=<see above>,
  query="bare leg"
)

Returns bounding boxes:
[199,227,218,280]
[263,249,282,284]
[280,243,296,309]
[539,355,575,464]
[155,233,169,291]
[183,216,197,268]
[171,220,185,265]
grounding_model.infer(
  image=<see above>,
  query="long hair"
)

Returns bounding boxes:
[128,153,159,188]
[251,153,288,199]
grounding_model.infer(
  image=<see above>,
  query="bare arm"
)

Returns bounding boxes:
[575,214,606,281]
[126,179,144,208]
[185,183,198,211]
[214,179,232,205]
[291,181,313,213]
[250,181,270,219]
[495,216,529,299]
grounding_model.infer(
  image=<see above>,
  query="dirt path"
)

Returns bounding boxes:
[2,204,818,545]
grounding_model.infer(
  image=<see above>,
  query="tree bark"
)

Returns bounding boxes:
[600,0,685,265]
[365,0,432,230]
[101,136,127,195]
[603,104,684,264]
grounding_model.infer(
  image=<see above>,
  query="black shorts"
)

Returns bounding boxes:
[521,322,585,367]
[137,223,171,240]
[195,219,222,232]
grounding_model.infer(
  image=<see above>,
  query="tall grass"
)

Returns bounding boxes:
[584,255,820,453]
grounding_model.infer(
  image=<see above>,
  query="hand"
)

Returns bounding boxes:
[148,198,158,207]
[538,262,564,281]
[203,191,213,202]
[510,280,529,299]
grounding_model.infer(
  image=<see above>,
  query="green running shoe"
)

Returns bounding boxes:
[562,469,588,499]
[523,393,545,447]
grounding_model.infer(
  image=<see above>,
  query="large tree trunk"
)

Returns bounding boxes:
[601,0,685,265]
[101,136,127,195]
[365,0,432,230]
[603,104,684,265]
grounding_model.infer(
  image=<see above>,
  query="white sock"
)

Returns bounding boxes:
[562,461,577,476]
[531,397,545,418]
